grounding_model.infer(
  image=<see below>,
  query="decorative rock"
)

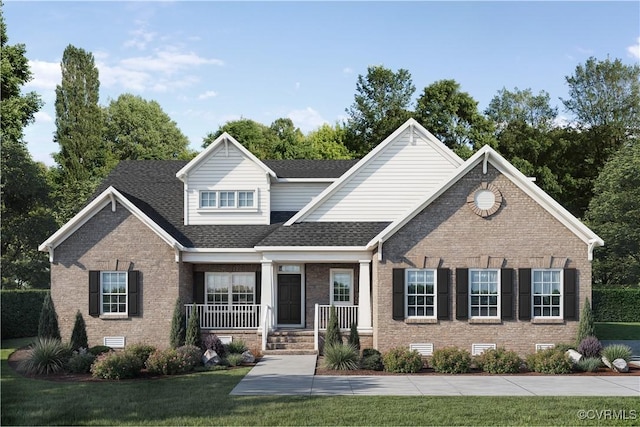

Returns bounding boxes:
[202,349,221,367]
[566,349,582,364]
[613,358,629,373]
[241,350,255,364]
[602,356,613,370]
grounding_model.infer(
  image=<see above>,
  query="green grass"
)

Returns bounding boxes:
[2,338,639,426]
[595,322,640,340]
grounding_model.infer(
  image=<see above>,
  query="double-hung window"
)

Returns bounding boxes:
[532,269,562,318]
[406,269,436,318]
[469,269,500,318]
[206,272,255,305]
[101,271,127,314]
[199,190,256,209]
[330,269,353,305]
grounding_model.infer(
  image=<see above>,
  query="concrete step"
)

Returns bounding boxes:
[263,349,318,356]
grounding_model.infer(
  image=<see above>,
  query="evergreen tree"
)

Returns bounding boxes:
[185,303,202,348]
[324,305,342,347]
[576,297,595,346]
[38,292,61,340]
[169,298,186,349]
[70,310,88,349]
[347,321,360,350]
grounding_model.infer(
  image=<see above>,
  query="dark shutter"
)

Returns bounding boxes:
[437,268,450,320]
[564,268,577,320]
[128,270,140,316]
[501,268,514,320]
[193,272,205,304]
[255,271,261,305]
[455,268,469,320]
[392,268,405,320]
[89,271,100,316]
[518,269,532,320]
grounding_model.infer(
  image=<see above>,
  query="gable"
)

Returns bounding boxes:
[286,119,463,223]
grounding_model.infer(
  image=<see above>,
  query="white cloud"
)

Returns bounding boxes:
[627,37,640,59]
[25,60,60,91]
[287,107,327,133]
[295,82,300,90]
[198,90,218,100]
[34,111,53,123]
[343,67,353,74]
[123,20,158,50]
[120,48,224,75]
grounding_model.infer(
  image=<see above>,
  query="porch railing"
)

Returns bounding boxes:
[185,304,261,329]
[314,304,358,351]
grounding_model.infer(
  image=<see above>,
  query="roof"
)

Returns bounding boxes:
[256,222,390,247]
[263,160,358,179]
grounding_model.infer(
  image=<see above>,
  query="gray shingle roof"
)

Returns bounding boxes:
[95,160,388,249]
[263,159,358,178]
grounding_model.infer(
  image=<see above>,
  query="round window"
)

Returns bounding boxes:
[467,183,502,217]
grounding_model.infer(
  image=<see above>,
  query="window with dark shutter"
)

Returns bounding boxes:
[128,270,140,316]
[564,268,577,320]
[501,268,514,320]
[392,268,405,320]
[518,268,532,320]
[193,272,205,304]
[455,268,469,320]
[437,268,450,320]
[89,271,100,316]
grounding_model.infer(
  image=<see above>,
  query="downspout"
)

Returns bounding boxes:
[47,245,54,263]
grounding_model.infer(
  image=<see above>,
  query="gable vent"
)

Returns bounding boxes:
[104,336,125,348]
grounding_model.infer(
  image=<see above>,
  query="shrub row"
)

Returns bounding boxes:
[1,290,48,338]
[593,287,640,322]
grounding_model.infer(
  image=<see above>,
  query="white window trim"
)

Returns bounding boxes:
[468,269,501,320]
[405,268,437,319]
[531,268,564,319]
[100,271,128,316]
[198,189,257,210]
[205,272,256,306]
[330,269,354,306]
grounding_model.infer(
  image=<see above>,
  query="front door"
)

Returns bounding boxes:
[277,274,302,325]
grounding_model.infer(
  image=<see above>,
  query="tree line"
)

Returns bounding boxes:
[1,4,638,289]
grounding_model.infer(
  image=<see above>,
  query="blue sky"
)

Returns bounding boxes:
[5,1,640,166]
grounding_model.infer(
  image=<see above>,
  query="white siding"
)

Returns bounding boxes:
[186,143,270,225]
[305,128,459,222]
[271,182,330,211]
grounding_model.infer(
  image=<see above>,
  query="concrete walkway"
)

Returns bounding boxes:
[230,355,640,396]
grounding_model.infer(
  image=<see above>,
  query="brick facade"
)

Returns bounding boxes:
[374,163,591,357]
[304,263,359,328]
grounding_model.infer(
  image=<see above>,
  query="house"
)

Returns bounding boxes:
[39,118,603,356]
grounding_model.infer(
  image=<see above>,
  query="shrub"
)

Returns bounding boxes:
[431,347,472,374]
[0,289,47,338]
[576,357,602,372]
[383,347,424,373]
[577,336,602,358]
[176,345,202,370]
[20,338,70,375]
[66,348,96,374]
[69,311,88,350]
[360,348,384,371]
[601,344,633,363]
[593,287,640,322]
[324,305,342,347]
[38,292,61,340]
[575,297,595,346]
[88,345,112,356]
[323,343,359,370]
[169,298,186,349]
[526,348,572,374]
[145,348,189,375]
[202,334,226,358]
[124,344,156,366]
[226,339,247,354]
[91,351,142,379]
[185,304,202,348]
[248,346,263,360]
[347,322,360,350]
[553,343,574,353]
[226,353,245,367]
[475,347,522,374]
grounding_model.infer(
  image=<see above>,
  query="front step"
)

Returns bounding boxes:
[265,329,316,353]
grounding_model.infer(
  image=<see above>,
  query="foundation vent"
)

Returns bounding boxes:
[409,343,434,356]
[104,336,125,348]
[471,343,496,356]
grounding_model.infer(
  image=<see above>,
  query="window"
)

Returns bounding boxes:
[101,271,127,314]
[406,269,436,317]
[206,272,255,305]
[199,190,256,209]
[469,269,500,318]
[330,269,353,305]
[532,269,562,318]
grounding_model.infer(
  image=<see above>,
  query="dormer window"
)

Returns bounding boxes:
[199,190,256,209]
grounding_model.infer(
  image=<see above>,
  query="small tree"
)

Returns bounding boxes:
[70,310,88,349]
[347,321,360,350]
[169,298,186,349]
[38,292,61,340]
[185,303,202,348]
[576,297,595,346]
[324,305,342,347]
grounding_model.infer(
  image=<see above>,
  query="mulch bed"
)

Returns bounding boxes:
[314,356,640,376]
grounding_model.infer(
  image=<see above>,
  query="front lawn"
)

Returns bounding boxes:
[2,339,638,426]
[595,322,640,340]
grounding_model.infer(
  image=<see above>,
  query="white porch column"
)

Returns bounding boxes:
[260,260,275,331]
[357,260,372,332]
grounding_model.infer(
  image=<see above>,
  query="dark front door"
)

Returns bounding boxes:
[277,274,302,325]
